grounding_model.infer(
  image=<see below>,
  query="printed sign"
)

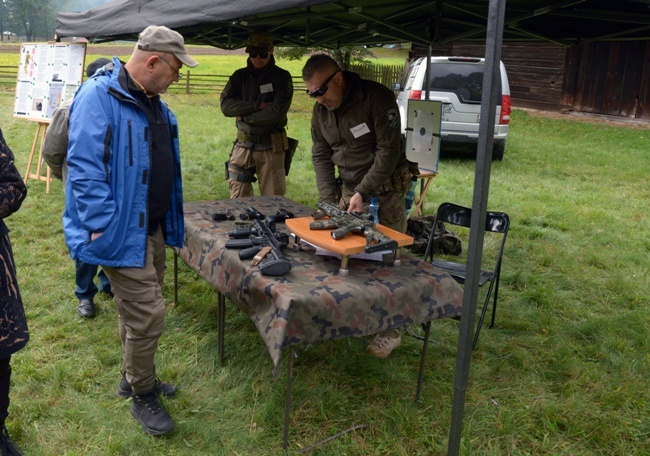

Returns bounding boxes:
[14,42,86,121]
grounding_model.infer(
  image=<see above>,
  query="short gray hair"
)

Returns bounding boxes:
[302,53,341,81]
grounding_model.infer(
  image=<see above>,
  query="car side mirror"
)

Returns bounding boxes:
[392,82,402,91]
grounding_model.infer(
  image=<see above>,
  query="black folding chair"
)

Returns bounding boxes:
[423,202,510,349]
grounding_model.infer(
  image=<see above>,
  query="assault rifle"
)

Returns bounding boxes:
[310,201,399,254]
[225,217,292,276]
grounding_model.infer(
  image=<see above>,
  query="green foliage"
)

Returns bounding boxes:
[0,57,649,455]
[275,46,377,70]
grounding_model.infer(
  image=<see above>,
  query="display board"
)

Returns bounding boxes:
[14,42,86,121]
[405,100,442,173]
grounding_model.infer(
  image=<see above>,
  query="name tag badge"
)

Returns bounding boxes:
[260,83,273,94]
[350,122,371,138]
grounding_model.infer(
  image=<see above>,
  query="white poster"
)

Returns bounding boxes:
[14,42,86,121]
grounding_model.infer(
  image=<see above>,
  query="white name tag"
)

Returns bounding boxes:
[350,122,371,138]
[260,83,273,94]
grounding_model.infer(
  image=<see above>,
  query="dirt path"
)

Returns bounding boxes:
[0,43,244,56]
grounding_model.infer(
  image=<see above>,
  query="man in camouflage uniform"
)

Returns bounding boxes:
[302,53,413,358]
[220,31,294,198]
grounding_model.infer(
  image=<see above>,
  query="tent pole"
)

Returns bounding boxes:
[447,0,506,455]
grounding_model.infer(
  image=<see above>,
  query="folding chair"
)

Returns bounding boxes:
[423,202,510,349]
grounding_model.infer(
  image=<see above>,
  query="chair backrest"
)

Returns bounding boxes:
[427,202,510,267]
[436,202,510,235]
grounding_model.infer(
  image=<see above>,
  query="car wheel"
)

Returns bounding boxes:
[492,141,505,161]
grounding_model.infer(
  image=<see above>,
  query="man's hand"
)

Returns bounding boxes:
[348,192,364,213]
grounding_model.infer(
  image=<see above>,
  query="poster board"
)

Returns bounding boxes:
[405,100,442,173]
[14,42,86,122]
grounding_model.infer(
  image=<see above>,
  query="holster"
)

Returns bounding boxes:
[284,137,299,176]
[270,129,288,154]
[225,161,257,183]
[390,163,413,195]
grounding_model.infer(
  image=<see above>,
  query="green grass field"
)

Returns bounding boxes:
[0,49,648,455]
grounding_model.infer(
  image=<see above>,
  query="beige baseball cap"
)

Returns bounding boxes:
[137,25,198,68]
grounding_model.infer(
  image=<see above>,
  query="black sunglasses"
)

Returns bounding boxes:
[306,70,340,97]
[249,52,269,59]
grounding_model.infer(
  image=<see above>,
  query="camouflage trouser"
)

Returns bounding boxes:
[228,143,286,198]
[340,186,407,234]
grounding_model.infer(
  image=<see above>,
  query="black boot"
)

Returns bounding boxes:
[117,374,177,398]
[0,424,22,456]
[130,389,175,436]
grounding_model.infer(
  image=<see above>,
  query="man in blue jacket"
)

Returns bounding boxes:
[42,57,113,319]
[63,25,197,436]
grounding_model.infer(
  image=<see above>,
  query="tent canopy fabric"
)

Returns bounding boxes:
[56,0,650,49]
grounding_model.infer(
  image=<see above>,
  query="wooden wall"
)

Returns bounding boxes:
[563,41,650,119]
[443,41,568,111]
[424,40,650,120]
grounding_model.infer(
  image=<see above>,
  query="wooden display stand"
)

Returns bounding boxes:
[24,121,52,194]
[286,216,414,276]
[410,170,438,217]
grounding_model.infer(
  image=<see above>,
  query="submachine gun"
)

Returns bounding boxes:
[225,217,292,276]
[310,201,399,254]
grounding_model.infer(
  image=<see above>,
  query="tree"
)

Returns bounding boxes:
[275,45,375,70]
[5,0,61,41]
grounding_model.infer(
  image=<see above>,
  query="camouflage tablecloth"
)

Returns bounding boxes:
[177,197,463,367]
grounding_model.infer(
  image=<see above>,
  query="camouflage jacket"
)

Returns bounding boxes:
[220,55,294,137]
[310,71,408,203]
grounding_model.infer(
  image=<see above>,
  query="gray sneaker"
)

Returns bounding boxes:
[130,389,175,436]
[366,331,402,358]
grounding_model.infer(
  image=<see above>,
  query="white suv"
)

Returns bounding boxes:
[395,56,511,160]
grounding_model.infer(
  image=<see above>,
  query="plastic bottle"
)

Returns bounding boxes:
[404,176,418,217]
[368,197,380,224]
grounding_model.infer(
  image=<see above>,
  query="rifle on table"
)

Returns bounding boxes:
[310,201,398,254]
[225,217,292,276]
[239,206,294,223]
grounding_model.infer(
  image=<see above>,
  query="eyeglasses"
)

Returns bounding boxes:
[158,55,183,80]
[249,52,269,59]
[306,70,340,98]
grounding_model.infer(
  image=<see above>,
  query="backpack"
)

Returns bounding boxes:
[406,215,462,256]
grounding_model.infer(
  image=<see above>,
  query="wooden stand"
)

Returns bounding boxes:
[286,217,414,276]
[410,170,438,217]
[24,121,52,194]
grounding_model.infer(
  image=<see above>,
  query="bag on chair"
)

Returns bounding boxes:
[407,215,462,256]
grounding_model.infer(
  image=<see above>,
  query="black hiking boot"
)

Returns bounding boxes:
[117,375,178,398]
[130,389,175,436]
[0,424,23,456]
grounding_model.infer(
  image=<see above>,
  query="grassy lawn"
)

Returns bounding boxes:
[0,50,648,455]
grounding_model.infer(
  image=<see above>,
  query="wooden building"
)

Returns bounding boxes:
[426,41,650,121]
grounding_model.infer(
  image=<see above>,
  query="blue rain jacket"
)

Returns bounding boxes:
[63,57,184,267]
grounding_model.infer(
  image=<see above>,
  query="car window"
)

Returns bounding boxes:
[426,62,502,104]
[402,59,421,91]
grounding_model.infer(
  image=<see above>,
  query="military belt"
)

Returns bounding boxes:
[237,130,272,145]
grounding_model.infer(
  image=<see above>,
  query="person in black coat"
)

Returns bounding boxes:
[0,127,28,455]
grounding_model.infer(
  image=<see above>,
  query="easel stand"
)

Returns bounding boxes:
[24,121,52,194]
[410,170,438,217]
